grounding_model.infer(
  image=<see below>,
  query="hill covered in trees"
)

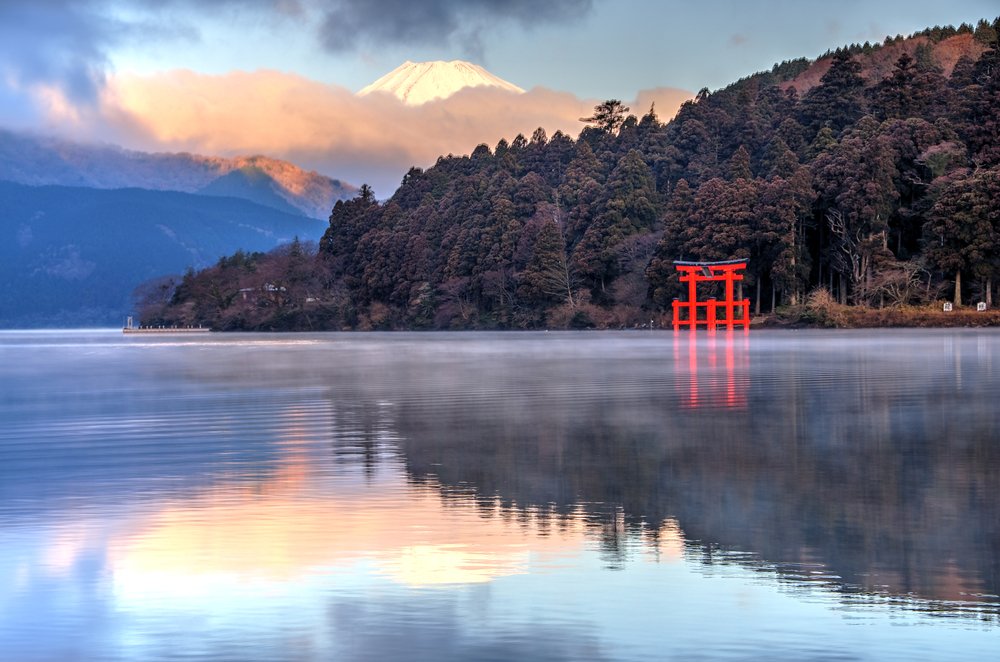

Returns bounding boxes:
[146,19,1000,331]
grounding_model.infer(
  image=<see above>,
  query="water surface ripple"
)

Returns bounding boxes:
[1,329,998,661]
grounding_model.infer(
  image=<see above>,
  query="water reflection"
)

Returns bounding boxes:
[673,331,750,409]
[383,331,1000,619]
[1,330,999,661]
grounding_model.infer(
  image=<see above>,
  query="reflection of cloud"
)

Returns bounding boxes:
[644,519,686,563]
[384,544,529,586]
[44,523,102,574]
[105,464,583,602]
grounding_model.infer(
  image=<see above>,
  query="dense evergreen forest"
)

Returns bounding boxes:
[145,19,1000,330]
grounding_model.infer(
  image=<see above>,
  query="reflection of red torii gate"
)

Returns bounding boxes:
[674,331,749,409]
[672,260,751,331]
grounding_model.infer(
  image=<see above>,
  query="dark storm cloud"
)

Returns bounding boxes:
[319,0,594,55]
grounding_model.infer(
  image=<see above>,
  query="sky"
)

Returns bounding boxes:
[1,0,997,195]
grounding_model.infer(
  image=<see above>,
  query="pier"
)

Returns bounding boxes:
[123,316,210,334]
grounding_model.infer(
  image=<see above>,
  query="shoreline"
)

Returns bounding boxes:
[756,303,1000,329]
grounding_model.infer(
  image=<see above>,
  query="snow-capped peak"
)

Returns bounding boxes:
[357,60,525,106]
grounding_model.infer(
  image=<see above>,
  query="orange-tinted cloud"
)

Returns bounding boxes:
[632,87,699,122]
[93,69,692,196]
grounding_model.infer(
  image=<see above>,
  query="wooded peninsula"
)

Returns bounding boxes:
[142,20,1000,331]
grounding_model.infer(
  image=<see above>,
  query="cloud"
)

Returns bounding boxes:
[0,0,209,120]
[88,70,690,196]
[0,1,117,105]
[98,70,589,194]
[0,1,679,198]
[319,0,594,57]
[633,88,698,122]
[0,0,596,121]
[0,1,207,101]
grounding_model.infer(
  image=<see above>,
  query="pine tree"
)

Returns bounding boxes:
[519,214,574,307]
[726,145,753,181]
[801,50,866,135]
[873,53,917,119]
[580,100,631,135]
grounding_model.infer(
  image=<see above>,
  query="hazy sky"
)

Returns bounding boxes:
[101,0,998,96]
[1,0,996,193]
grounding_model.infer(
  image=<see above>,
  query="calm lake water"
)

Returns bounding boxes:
[1,329,998,661]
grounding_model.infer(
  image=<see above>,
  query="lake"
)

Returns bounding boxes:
[1,329,998,661]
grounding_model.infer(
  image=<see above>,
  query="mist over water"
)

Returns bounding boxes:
[1,329,998,661]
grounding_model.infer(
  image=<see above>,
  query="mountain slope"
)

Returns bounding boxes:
[780,32,988,94]
[198,166,303,216]
[0,181,324,327]
[358,60,525,105]
[0,130,356,218]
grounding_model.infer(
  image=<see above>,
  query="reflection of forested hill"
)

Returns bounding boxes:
[371,336,1000,615]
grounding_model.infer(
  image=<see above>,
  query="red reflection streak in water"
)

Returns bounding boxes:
[673,330,749,409]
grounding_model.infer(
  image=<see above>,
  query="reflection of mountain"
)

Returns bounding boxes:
[146,331,992,615]
[12,331,997,622]
[117,332,999,616]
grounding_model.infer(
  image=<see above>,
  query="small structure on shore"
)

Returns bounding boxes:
[122,316,210,334]
[672,260,751,331]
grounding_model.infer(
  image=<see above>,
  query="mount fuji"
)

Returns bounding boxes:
[358,60,525,106]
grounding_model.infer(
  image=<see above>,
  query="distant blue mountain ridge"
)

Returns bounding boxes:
[0,180,326,328]
[0,128,356,219]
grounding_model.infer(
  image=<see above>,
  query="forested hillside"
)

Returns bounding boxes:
[148,19,1000,331]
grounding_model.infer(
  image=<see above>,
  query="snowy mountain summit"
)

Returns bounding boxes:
[357,60,525,106]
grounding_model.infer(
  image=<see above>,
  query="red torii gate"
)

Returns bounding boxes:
[672,259,751,331]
